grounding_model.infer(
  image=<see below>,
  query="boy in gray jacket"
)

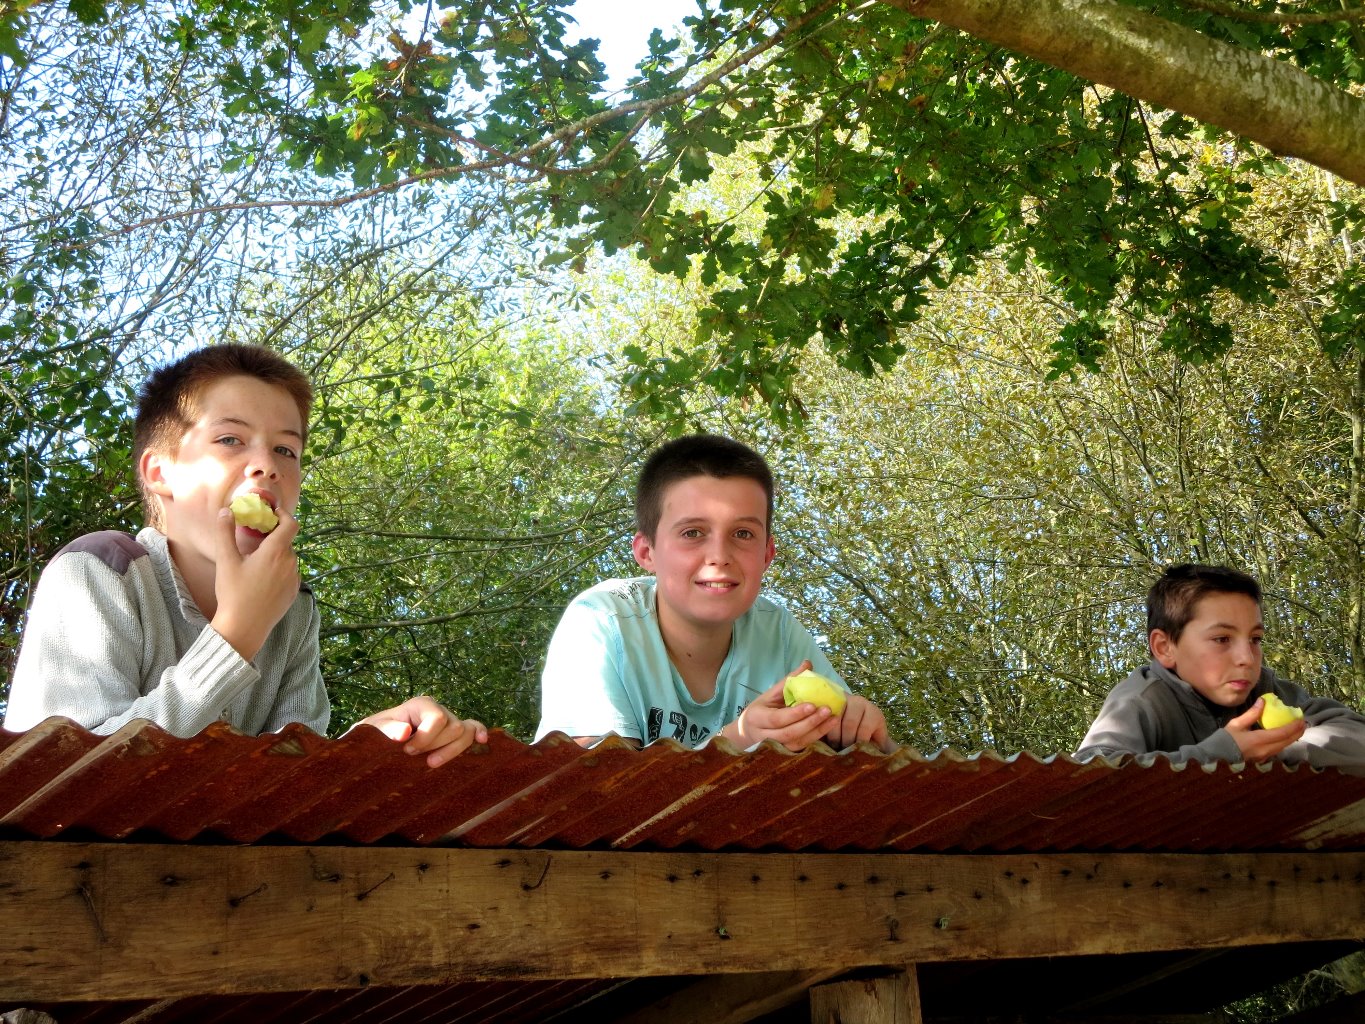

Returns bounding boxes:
[5,344,485,766]
[1076,563,1365,767]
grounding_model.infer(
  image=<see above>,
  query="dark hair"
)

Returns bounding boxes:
[635,434,774,539]
[134,344,313,529]
[1147,563,1262,643]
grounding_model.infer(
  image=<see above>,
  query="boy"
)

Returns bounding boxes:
[535,433,896,752]
[1075,563,1365,767]
[4,344,485,767]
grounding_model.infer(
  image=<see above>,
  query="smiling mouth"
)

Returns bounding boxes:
[697,581,737,590]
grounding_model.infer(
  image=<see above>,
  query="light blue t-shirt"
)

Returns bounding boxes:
[534,576,845,747]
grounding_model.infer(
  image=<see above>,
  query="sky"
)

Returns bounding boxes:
[564,0,702,89]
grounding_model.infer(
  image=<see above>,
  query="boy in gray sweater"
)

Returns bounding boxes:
[1076,563,1365,768]
[5,344,485,766]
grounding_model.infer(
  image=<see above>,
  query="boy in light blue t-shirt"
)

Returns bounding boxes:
[535,434,895,752]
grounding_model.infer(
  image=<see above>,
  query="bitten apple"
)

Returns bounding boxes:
[1259,692,1304,730]
[230,493,279,534]
[783,669,847,716]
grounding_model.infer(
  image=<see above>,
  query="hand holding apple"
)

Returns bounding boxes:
[1259,692,1304,729]
[783,668,848,715]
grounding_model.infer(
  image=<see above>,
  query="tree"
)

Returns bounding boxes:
[7,0,1362,417]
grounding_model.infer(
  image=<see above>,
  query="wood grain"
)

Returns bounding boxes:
[2,843,1362,1001]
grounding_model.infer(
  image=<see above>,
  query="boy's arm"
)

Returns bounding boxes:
[355,696,489,766]
[256,593,330,736]
[720,611,898,753]
[1275,679,1365,768]
[210,508,306,663]
[792,637,897,753]
[4,547,260,737]
[720,664,897,753]
[534,597,642,746]
[719,669,838,750]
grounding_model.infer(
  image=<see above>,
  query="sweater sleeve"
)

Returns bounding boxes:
[4,548,259,737]
[1272,677,1365,769]
[257,594,330,735]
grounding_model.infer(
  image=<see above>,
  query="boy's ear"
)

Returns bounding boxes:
[631,532,655,572]
[1149,629,1177,668]
[763,532,775,569]
[138,449,175,499]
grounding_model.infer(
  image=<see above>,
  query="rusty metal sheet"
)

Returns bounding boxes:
[3,718,1365,853]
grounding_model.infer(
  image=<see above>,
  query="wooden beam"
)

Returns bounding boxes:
[812,968,923,1024]
[1,844,1363,1002]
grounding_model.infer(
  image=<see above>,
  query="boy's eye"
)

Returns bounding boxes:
[275,445,299,459]
[681,528,704,539]
[734,529,755,540]
[215,435,241,447]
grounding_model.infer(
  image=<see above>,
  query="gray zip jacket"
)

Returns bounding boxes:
[1075,660,1365,768]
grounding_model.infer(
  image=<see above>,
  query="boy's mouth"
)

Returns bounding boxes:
[245,488,278,510]
[697,580,737,590]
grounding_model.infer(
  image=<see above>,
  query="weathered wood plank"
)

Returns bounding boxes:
[811,969,922,1024]
[1,844,1363,1002]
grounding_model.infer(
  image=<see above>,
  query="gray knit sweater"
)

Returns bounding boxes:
[1075,659,1365,768]
[4,528,329,737]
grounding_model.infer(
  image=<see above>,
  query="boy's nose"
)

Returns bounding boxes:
[704,539,732,564]
[246,451,280,479]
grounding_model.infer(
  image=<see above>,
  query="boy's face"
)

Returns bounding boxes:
[1150,591,1264,707]
[632,474,775,636]
[140,375,305,559]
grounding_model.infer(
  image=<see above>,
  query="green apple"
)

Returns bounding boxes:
[230,493,279,534]
[1259,692,1304,729]
[783,669,847,716]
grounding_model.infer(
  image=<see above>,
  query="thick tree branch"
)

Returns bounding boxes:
[885,0,1365,185]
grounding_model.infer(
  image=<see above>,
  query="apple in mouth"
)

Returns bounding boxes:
[230,493,279,534]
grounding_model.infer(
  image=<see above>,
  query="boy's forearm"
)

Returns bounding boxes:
[210,608,273,664]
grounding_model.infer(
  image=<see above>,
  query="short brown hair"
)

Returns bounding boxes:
[134,344,312,529]
[635,434,774,540]
[1147,563,1262,643]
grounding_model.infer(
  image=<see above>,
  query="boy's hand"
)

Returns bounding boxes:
[820,694,900,753]
[721,661,835,751]
[359,696,489,767]
[210,506,301,662]
[1227,698,1307,762]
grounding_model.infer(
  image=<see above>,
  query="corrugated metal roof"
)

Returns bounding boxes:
[3,717,1365,1024]
[3,716,1364,851]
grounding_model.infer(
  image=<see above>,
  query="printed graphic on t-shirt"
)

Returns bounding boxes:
[646,706,710,746]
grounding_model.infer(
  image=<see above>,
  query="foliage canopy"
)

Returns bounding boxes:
[8,0,1365,419]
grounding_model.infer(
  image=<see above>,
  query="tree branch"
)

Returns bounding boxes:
[884,0,1365,185]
